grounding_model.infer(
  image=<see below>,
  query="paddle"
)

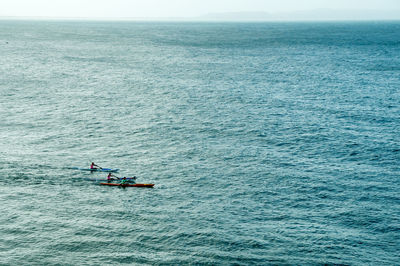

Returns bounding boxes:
[106,173,137,182]
[114,175,137,180]
[117,176,137,182]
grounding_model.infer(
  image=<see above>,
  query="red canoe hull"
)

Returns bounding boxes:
[100,183,154,188]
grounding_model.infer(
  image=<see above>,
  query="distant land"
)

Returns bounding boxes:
[1,9,400,21]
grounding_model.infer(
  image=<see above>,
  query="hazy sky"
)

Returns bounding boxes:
[1,0,399,18]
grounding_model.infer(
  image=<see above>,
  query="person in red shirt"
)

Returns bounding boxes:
[107,173,118,181]
[90,162,101,169]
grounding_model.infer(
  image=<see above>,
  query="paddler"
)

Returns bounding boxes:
[120,177,127,185]
[107,173,117,181]
[90,162,100,169]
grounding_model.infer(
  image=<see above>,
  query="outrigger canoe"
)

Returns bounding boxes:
[100,183,154,188]
[70,167,119,173]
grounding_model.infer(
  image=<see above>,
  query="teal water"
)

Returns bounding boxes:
[0,21,399,265]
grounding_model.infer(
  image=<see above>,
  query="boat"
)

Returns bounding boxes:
[100,183,154,188]
[70,167,119,173]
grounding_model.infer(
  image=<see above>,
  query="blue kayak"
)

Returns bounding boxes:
[70,167,119,173]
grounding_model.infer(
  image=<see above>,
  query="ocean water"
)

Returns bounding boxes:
[0,20,399,265]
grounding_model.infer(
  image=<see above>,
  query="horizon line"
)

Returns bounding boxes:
[1,8,400,22]
[1,16,400,22]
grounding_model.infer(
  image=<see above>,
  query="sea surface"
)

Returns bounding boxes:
[0,20,399,265]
